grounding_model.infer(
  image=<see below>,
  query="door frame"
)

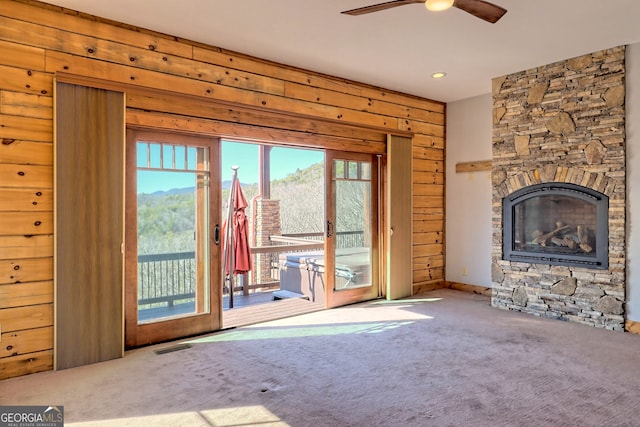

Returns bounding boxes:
[124,128,222,348]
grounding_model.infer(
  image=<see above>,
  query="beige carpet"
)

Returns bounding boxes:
[2,288,640,426]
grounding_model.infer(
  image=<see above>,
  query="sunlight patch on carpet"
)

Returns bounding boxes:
[186,321,415,343]
[66,406,289,426]
[370,297,443,305]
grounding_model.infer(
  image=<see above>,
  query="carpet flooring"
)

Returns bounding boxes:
[2,288,640,426]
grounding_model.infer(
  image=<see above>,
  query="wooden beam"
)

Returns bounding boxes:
[455,160,492,173]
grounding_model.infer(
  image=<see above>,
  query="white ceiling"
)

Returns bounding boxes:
[42,0,640,103]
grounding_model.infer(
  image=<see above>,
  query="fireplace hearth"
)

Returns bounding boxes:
[503,183,608,269]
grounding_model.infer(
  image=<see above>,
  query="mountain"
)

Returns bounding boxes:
[149,186,195,196]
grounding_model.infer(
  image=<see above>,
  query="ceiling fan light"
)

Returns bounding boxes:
[425,0,455,12]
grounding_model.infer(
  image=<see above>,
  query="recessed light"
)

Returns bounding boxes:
[431,72,447,79]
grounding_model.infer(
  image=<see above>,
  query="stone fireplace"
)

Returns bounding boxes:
[491,46,626,331]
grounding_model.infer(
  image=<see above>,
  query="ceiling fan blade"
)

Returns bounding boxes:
[453,0,507,23]
[342,0,424,16]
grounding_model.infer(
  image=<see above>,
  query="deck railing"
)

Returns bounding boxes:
[138,252,196,309]
[137,231,364,309]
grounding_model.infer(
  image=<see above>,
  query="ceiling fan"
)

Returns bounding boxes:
[341,0,507,24]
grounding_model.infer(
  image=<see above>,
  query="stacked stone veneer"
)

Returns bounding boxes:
[491,46,626,330]
[253,198,281,287]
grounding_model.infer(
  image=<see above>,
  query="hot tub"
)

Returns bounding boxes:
[278,247,370,302]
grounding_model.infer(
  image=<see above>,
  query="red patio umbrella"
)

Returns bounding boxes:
[223,167,252,308]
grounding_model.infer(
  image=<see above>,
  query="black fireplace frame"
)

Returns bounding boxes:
[503,182,609,269]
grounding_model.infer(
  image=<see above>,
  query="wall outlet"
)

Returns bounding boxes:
[461,266,468,276]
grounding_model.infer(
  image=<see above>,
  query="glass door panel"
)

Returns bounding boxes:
[135,144,210,322]
[326,152,378,308]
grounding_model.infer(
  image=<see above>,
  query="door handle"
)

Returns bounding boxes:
[327,220,333,238]
[214,224,220,245]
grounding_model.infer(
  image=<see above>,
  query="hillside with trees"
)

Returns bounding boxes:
[137,161,366,254]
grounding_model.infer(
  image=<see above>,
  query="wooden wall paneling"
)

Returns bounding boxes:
[0,15,287,96]
[386,135,413,299]
[0,188,53,211]
[0,113,53,142]
[412,109,445,290]
[0,349,53,379]
[413,253,445,289]
[283,80,445,125]
[413,254,445,270]
[413,218,445,233]
[0,235,53,260]
[414,195,445,209]
[0,212,52,235]
[0,1,192,58]
[0,303,52,332]
[414,266,444,283]
[0,91,53,120]
[1,257,52,284]
[54,81,124,370]
[0,140,53,165]
[413,134,444,149]
[3,1,446,119]
[193,47,446,113]
[413,145,445,161]
[0,164,52,189]
[46,52,400,130]
[413,244,444,258]
[0,281,53,309]
[126,93,389,144]
[413,231,443,246]
[0,39,45,70]
[195,46,429,112]
[0,6,444,135]
[406,108,445,125]
[126,110,387,154]
[0,326,53,358]
[0,65,52,97]
[412,183,444,197]
[398,119,445,137]
[413,158,443,173]
[413,171,445,185]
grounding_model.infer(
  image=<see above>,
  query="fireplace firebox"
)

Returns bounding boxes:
[503,183,608,269]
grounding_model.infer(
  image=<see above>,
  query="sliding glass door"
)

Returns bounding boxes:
[325,151,379,308]
[125,129,221,348]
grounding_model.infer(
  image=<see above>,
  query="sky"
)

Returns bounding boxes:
[137,140,324,194]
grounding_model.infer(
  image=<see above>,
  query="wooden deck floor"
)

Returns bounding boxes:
[223,297,325,329]
[138,290,325,328]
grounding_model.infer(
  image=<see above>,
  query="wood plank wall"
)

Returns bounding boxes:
[0,0,445,379]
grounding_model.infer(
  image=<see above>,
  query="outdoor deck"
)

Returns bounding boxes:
[138,290,278,322]
[138,290,324,329]
[135,232,362,329]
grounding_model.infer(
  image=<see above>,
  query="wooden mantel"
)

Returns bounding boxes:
[455,160,492,173]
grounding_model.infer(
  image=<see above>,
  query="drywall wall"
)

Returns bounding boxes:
[627,42,640,321]
[445,93,493,287]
